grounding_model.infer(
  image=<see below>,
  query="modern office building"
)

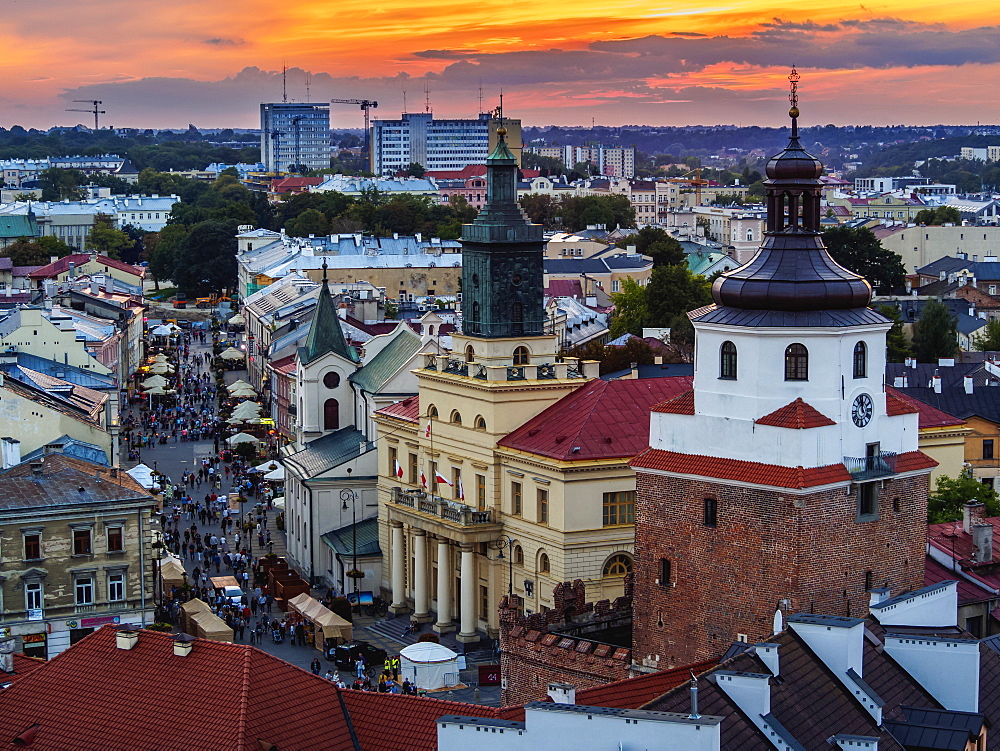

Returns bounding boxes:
[371,112,521,175]
[260,103,331,173]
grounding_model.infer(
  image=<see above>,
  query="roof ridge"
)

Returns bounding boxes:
[237,644,251,748]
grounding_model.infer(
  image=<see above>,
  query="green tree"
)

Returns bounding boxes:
[608,277,649,338]
[973,318,1000,351]
[876,304,913,362]
[39,168,86,201]
[914,206,962,226]
[0,238,53,266]
[85,213,132,260]
[519,194,559,227]
[617,227,684,267]
[172,220,237,296]
[35,234,73,259]
[928,473,1000,524]
[912,299,958,362]
[569,337,656,375]
[645,265,713,328]
[560,195,635,231]
[285,208,330,237]
[405,162,426,178]
[148,224,188,288]
[822,226,906,293]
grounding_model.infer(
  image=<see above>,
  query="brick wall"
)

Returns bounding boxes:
[498,579,632,706]
[632,470,929,668]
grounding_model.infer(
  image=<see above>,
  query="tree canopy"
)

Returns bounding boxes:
[822,226,906,293]
[171,220,238,296]
[913,206,962,226]
[85,213,133,260]
[912,299,958,362]
[929,473,1000,524]
[0,235,72,266]
[616,227,684,267]
[876,304,913,363]
[973,319,1000,352]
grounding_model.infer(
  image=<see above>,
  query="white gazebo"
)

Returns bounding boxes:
[226,432,260,446]
[220,347,245,361]
[398,642,461,690]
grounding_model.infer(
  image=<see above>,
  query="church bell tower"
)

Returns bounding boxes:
[630,70,935,668]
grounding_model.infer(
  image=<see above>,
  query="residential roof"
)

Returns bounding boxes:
[651,388,695,415]
[0,214,37,239]
[569,659,718,710]
[893,384,1000,424]
[349,326,422,394]
[321,517,382,558]
[630,448,855,489]
[928,516,1000,592]
[886,387,965,428]
[300,278,358,364]
[282,427,372,480]
[26,253,143,280]
[0,454,149,512]
[544,256,652,275]
[0,654,44,683]
[924,557,994,605]
[755,398,836,429]
[374,395,420,424]
[544,279,584,298]
[498,377,691,461]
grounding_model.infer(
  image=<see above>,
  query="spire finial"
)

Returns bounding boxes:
[788,66,800,137]
[494,90,507,140]
[321,258,329,286]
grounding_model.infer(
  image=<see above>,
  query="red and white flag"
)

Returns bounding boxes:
[394,459,404,479]
[434,471,452,487]
[458,476,465,501]
[424,421,432,438]
[420,468,427,489]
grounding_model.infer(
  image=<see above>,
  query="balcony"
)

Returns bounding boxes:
[74,604,97,614]
[390,487,494,525]
[844,452,897,481]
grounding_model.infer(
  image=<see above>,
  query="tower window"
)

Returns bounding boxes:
[323,371,340,389]
[323,399,340,430]
[659,558,672,586]
[465,345,475,362]
[857,483,879,522]
[864,570,874,591]
[720,341,737,380]
[450,411,462,425]
[784,343,808,381]
[703,497,718,527]
[512,302,523,334]
[474,415,487,431]
[539,552,550,573]
[470,302,480,333]
[513,346,529,365]
[853,341,867,379]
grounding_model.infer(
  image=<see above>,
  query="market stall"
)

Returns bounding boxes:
[180,599,234,642]
[288,592,353,648]
[159,555,187,590]
[399,642,461,690]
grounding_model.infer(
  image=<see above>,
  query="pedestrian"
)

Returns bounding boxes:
[355,656,365,679]
[310,658,321,675]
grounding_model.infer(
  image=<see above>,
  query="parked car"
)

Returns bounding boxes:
[329,640,387,669]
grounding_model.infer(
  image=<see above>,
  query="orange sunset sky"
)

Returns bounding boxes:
[2,0,999,129]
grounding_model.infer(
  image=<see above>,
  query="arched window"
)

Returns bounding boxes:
[470,302,480,333]
[474,415,487,431]
[602,553,633,577]
[853,341,867,379]
[450,411,462,425]
[465,345,476,363]
[512,302,523,334]
[746,229,754,242]
[720,341,737,380]
[513,545,524,565]
[538,552,550,573]
[784,343,809,381]
[427,405,438,419]
[323,399,339,430]
[323,371,340,389]
[513,346,529,365]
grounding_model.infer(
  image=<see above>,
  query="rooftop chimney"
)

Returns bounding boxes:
[69,261,75,279]
[973,523,994,563]
[964,501,986,534]
[932,374,942,394]
[1,437,21,470]
[869,587,891,608]
[965,375,975,395]
[115,626,139,650]
[546,681,576,705]
[688,674,700,719]
[173,633,195,657]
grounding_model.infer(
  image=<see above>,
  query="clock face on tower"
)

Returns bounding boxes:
[852,393,873,427]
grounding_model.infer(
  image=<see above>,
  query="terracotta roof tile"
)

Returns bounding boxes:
[886,386,966,428]
[573,659,718,710]
[374,395,420,424]
[27,253,143,279]
[892,451,938,473]
[925,557,993,604]
[755,398,836,429]
[649,386,695,415]
[631,448,852,489]
[500,377,692,461]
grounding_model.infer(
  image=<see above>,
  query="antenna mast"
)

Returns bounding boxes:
[305,73,311,103]
[788,65,801,137]
[424,84,431,114]
[282,62,288,103]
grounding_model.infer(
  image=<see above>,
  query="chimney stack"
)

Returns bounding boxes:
[869,587,891,608]
[173,633,195,657]
[688,675,701,720]
[932,374,942,394]
[546,681,576,705]
[29,459,43,477]
[115,626,139,650]
[964,501,986,534]
[973,523,994,563]
[965,375,975,395]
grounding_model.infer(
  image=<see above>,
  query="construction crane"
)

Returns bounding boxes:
[330,99,378,169]
[681,168,709,206]
[65,100,106,130]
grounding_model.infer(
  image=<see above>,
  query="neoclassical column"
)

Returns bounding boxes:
[412,529,431,622]
[434,538,454,634]
[457,544,478,642]
[389,522,407,613]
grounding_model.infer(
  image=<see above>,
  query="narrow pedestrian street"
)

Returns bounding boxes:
[124,324,500,704]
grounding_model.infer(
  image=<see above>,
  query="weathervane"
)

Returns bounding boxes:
[788,66,801,137]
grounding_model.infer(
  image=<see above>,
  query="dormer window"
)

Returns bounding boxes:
[784,344,808,381]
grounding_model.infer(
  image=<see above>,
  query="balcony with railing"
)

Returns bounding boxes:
[422,353,598,381]
[390,486,495,526]
[844,452,897,481]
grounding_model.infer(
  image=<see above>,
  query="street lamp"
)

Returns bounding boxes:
[341,467,359,598]
[494,535,516,598]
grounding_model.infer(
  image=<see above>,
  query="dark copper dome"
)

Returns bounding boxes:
[711,105,872,313]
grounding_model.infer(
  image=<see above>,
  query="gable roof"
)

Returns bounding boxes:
[886,387,965,428]
[499,377,691,461]
[26,253,143,280]
[282,426,371,479]
[755,398,836,429]
[651,387,694,415]
[374,395,420,424]
[349,326,422,394]
[570,659,718,710]
[631,448,854,489]
[300,278,358,364]
[0,454,148,511]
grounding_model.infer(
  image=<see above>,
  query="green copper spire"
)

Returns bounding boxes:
[302,261,358,364]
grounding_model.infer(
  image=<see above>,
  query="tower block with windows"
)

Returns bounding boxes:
[630,74,935,669]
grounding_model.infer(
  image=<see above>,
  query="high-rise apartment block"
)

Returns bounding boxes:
[371,113,521,174]
[260,103,331,173]
[527,145,635,178]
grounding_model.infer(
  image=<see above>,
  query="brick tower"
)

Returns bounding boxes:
[630,72,934,669]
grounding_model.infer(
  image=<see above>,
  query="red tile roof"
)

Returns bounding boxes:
[544,279,584,298]
[268,353,296,375]
[425,165,541,180]
[892,451,938,473]
[631,448,853,489]
[651,387,695,415]
[570,659,718,710]
[1,654,45,683]
[271,176,323,192]
[27,253,144,279]
[755,398,836,429]
[886,387,966,428]
[928,515,1000,592]
[499,377,692,461]
[375,395,421,423]
[925,556,993,604]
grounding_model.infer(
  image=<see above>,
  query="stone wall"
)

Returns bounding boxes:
[498,577,633,706]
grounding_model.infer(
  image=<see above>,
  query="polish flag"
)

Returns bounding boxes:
[424,421,432,438]
[434,471,452,487]
[394,459,404,479]
[420,469,427,489]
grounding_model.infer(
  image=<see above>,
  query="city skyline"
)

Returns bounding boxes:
[2,0,1000,129]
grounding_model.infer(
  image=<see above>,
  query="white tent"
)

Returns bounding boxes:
[251,461,281,474]
[126,463,158,490]
[228,313,246,325]
[226,432,259,446]
[231,402,262,418]
[220,347,244,360]
[151,354,169,363]
[230,388,256,398]
[150,324,173,336]
[263,466,284,481]
[141,375,168,389]
[271,495,285,509]
[227,379,253,392]
[399,642,460,690]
